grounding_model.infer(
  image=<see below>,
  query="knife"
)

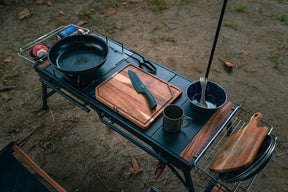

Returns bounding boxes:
[128,70,157,110]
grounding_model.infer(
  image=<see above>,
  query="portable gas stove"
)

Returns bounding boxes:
[18,25,275,192]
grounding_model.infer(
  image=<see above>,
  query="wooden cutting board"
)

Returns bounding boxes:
[95,64,182,129]
[209,112,269,173]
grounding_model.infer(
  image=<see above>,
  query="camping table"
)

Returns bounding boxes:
[18,25,274,192]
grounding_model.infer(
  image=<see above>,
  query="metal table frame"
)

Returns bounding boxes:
[18,24,274,192]
[37,64,217,192]
[37,58,201,192]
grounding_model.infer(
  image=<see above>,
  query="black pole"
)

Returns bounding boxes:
[205,0,228,79]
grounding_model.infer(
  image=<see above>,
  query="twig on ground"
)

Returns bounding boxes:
[0,86,17,92]
[18,124,42,146]
[49,109,55,122]
[0,34,6,41]
[95,171,105,185]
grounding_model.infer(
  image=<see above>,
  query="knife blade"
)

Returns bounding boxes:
[128,70,157,110]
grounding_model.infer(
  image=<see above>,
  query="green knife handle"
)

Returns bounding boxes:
[143,88,157,110]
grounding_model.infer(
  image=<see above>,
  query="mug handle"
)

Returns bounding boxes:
[182,116,193,128]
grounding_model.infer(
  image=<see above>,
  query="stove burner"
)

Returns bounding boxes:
[62,72,98,89]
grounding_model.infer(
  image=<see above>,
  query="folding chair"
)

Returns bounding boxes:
[0,142,66,192]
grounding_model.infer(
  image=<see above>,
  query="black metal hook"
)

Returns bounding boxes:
[125,50,157,74]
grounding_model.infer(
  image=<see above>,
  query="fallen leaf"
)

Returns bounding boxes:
[224,61,234,69]
[46,0,53,6]
[131,156,142,175]
[77,20,87,26]
[36,0,43,4]
[106,7,116,15]
[8,129,20,134]
[3,56,12,63]
[276,153,283,157]
[242,50,249,55]
[0,92,9,101]
[123,168,134,179]
[18,8,30,20]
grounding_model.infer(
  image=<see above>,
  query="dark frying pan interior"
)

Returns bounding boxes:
[48,34,108,75]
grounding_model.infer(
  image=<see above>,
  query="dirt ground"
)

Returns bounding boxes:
[0,0,287,191]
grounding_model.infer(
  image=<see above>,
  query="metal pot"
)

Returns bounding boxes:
[186,81,227,113]
[48,34,108,75]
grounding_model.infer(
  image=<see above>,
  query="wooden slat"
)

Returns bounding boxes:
[179,101,235,162]
[38,59,51,69]
[12,145,67,192]
[210,183,229,192]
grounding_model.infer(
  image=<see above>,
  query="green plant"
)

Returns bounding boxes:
[148,0,168,12]
[277,14,287,23]
[92,17,122,36]
[268,14,288,24]
[256,6,262,13]
[174,0,190,5]
[278,0,288,3]
[223,22,240,31]
[104,0,123,8]
[56,19,65,26]
[272,59,281,68]
[102,23,121,35]
[268,52,279,59]
[268,52,281,69]
[0,71,19,84]
[79,7,91,19]
[163,26,176,32]
[8,45,19,52]
[1,104,13,110]
[94,0,127,10]
[33,102,42,109]
[220,51,238,61]
[278,39,288,49]
[234,6,248,13]
[161,36,176,42]
[49,136,63,152]
[240,97,247,107]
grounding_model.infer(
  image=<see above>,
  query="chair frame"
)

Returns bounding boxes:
[1,142,67,192]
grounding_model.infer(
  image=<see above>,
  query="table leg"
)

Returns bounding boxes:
[42,82,48,110]
[183,168,195,192]
[167,164,195,192]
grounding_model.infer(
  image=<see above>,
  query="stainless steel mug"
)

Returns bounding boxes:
[163,104,192,133]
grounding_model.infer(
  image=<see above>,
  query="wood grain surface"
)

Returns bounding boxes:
[179,101,235,162]
[209,112,269,173]
[38,59,51,69]
[95,64,182,129]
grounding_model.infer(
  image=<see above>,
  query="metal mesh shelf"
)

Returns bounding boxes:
[18,24,90,66]
[193,106,273,192]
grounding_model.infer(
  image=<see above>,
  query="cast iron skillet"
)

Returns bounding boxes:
[48,34,108,75]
